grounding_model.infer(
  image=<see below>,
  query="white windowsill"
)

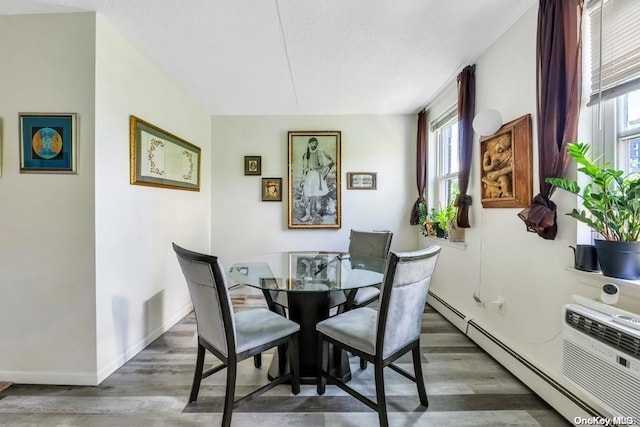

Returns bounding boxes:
[423,236,467,250]
[565,266,640,300]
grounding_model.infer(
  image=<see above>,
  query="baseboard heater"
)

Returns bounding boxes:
[427,291,607,422]
[428,291,466,320]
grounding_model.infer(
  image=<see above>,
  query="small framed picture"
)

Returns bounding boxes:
[19,113,77,173]
[346,172,377,190]
[244,156,261,176]
[262,177,282,201]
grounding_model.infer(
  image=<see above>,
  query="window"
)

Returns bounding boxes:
[432,113,459,209]
[586,0,640,175]
[587,0,640,104]
[617,89,640,173]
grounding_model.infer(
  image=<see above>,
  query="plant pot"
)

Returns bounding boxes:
[593,239,640,280]
[448,221,465,242]
[434,224,447,238]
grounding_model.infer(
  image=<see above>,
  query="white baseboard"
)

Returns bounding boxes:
[97,302,194,384]
[427,291,606,425]
[0,303,194,386]
[0,370,98,386]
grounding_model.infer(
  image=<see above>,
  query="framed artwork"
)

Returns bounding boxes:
[244,156,261,175]
[262,177,282,201]
[480,114,532,208]
[19,113,77,173]
[288,131,341,229]
[346,172,377,190]
[130,115,201,191]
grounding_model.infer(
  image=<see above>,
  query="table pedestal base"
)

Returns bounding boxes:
[265,291,352,384]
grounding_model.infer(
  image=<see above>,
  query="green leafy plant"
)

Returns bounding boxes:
[433,204,457,231]
[546,142,640,242]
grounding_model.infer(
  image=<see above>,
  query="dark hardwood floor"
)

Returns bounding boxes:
[0,299,570,426]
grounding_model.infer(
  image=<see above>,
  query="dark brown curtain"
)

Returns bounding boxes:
[455,65,475,228]
[517,0,583,239]
[410,110,427,225]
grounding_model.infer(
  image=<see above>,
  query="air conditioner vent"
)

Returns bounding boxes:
[565,309,640,358]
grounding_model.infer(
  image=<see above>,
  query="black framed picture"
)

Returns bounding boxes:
[244,156,261,175]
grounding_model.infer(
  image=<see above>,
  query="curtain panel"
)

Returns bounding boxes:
[410,111,428,225]
[455,65,476,228]
[517,0,584,240]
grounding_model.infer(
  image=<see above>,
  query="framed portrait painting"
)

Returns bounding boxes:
[262,177,282,201]
[130,115,201,191]
[244,156,261,176]
[288,131,341,229]
[480,114,532,208]
[19,113,77,173]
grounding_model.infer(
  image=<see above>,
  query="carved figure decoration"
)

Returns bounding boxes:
[481,133,513,199]
[479,114,532,208]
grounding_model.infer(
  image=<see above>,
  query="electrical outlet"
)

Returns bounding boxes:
[491,297,505,312]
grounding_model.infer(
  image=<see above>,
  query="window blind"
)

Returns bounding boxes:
[589,0,640,104]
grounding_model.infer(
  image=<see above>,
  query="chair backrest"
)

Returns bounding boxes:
[172,243,236,357]
[375,246,441,359]
[348,229,393,259]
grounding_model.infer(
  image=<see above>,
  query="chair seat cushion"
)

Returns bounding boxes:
[234,308,299,354]
[353,286,380,306]
[316,307,377,355]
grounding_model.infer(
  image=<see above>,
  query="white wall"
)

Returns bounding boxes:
[0,12,211,385]
[210,115,418,266]
[424,3,640,418]
[0,13,97,384]
[94,15,211,383]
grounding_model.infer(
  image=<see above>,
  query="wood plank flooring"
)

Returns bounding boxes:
[0,300,570,426]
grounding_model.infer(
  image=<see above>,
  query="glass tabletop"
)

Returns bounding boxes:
[228,251,385,293]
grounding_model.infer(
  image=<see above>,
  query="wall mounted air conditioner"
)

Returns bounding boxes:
[562,302,640,423]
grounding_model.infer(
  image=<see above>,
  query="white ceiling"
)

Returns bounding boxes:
[0,0,536,115]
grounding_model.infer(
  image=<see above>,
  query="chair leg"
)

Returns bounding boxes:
[412,344,429,407]
[222,361,237,427]
[289,333,300,395]
[360,358,367,370]
[374,362,388,427]
[277,343,288,374]
[254,353,262,368]
[317,334,327,395]
[189,343,206,402]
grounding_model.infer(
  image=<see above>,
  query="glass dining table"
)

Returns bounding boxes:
[228,251,386,384]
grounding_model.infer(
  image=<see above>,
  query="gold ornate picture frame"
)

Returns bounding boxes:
[480,114,532,208]
[130,115,201,191]
[288,131,341,229]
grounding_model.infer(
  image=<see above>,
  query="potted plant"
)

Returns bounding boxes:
[433,204,457,238]
[546,142,640,279]
[417,202,436,237]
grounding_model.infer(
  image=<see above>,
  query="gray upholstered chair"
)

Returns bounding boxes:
[334,229,392,369]
[173,243,300,427]
[316,246,441,427]
[344,229,393,309]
